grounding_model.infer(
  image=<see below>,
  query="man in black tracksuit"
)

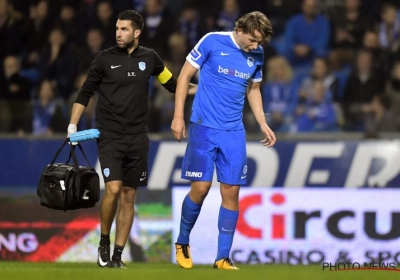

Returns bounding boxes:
[68,10,196,268]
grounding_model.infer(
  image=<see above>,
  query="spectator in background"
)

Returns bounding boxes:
[378,3,400,52]
[362,30,391,76]
[320,0,345,17]
[132,0,146,13]
[0,0,22,65]
[364,94,398,137]
[78,27,104,73]
[329,0,371,69]
[215,0,240,31]
[55,2,86,46]
[301,57,340,102]
[90,0,115,48]
[176,4,207,50]
[37,27,77,100]
[342,50,384,131]
[261,56,298,132]
[32,79,67,136]
[0,55,32,134]
[282,0,330,70]
[22,0,53,67]
[1,55,31,101]
[140,0,174,58]
[295,80,339,132]
[264,0,299,39]
[167,33,188,74]
[189,0,220,32]
[385,61,400,126]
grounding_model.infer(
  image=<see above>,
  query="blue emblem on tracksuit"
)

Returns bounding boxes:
[103,168,110,177]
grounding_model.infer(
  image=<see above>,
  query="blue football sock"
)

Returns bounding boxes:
[177,194,202,244]
[216,206,238,261]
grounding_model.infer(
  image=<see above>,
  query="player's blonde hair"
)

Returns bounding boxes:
[234,11,273,44]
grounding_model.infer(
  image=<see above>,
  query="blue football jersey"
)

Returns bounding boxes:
[187,31,264,130]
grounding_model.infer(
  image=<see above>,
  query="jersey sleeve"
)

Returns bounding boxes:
[75,52,104,106]
[251,51,264,83]
[186,33,213,69]
[152,51,177,93]
[251,65,263,83]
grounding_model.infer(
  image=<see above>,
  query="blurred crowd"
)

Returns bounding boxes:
[1,0,400,137]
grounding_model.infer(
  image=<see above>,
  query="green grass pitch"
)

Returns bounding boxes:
[1,262,400,280]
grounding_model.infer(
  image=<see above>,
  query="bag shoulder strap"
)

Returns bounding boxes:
[68,141,81,173]
[75,143,92,167]
[65,141,93,168]
[50,139,93,171]
[50,138,79,172]
[50,139,69,165]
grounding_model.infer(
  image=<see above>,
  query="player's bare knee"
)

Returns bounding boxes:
[190,189,208,203]
[220,184,239,196]
[190,182,211,203]
[221,193,239,204]
[122,186,137,196]
[105,181,123,198]
[120,199,135,210]
[120,187,136,207]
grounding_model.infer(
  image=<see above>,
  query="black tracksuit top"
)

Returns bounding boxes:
[75,45,176,134]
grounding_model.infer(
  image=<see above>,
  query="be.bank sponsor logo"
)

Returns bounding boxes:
[218,66,251,79]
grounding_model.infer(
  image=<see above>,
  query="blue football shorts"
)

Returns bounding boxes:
[181,122,248,185]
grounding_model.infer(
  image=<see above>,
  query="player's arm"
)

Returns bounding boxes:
[247,81,276,147]
[171,61,198,141]
[68,52,104,136]
[171,33,211,141]
[175,61,198,117]
[69,103,86,127]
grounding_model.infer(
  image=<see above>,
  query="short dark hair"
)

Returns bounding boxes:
[117,10,144,31]
[234,11,273,44]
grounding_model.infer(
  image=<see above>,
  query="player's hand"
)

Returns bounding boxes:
[171,117,186,142]
[260,123,276,148]
[67,124,78,145]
